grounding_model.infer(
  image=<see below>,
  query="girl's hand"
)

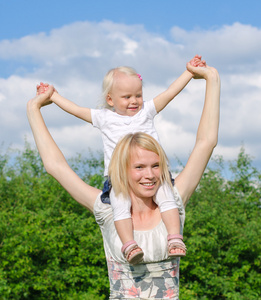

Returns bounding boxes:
[37,82,58,95]
[29,85,55,109]
[189,55,206,68]
[186,62,218,80]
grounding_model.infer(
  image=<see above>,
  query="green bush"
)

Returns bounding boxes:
[0,144,260,299]
[0,144,108,299]
[180,147,261,299]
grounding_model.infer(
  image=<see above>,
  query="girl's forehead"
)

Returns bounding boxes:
[111,75,142,94]
[114,72,135,84]
[113,71,128,80]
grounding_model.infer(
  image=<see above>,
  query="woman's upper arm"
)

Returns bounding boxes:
[26,92,99,211]
[174,140,214,207]
[46,161,101,212]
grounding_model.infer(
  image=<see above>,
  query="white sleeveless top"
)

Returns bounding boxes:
[94,186,185,299]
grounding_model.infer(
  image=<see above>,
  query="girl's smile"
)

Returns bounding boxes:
[106,72,143,116]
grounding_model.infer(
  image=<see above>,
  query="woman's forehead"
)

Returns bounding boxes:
[129,146,159,162]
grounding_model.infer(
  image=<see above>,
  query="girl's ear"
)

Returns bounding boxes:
[106,94,114,107]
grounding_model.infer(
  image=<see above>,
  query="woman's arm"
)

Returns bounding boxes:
[175,64,221,207]
[27,87,100,212]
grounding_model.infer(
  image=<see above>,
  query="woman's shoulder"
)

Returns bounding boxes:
[93,193,113,225]
[173,185,185,214]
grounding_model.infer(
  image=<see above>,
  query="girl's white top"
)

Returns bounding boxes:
[91,100,159,176]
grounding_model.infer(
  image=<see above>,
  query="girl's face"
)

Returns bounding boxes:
[127,146,161,200]
[106,72,143,116]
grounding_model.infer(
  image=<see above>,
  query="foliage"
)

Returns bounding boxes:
[0,143,108,299]
[180,147,261,299]
[0,144,260,299]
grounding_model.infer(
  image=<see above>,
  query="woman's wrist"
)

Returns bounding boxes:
[205,67,220,88]
[27,97,40,113]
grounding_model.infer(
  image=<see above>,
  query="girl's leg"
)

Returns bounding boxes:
[110,188,144,264]
[110,188,133,243]
[155,183,186,256]
[114,218,134,245]
[161,207,180,235]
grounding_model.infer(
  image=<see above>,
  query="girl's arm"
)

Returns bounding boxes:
[27,87,100,212]
[37,83,92,123]
[51,91,92,123]
[153,55,205,113]
[153,70,193,113]
[174,64,221,207]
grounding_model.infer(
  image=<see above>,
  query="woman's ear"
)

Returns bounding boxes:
[106,94,114,107]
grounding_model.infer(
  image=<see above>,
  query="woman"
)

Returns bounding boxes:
[27,63,220,299]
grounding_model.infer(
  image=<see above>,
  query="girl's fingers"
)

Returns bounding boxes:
[36,82,54,95]
[186,62,209,79]
[191,58,207,68]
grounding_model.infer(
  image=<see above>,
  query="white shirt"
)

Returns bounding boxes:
[91,100,159,176]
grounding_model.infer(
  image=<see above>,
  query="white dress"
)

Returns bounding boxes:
[94,186,185,300]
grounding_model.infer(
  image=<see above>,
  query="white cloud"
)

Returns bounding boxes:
[0,20,260,170]
[170,23,261,72]
[43,122,102,157]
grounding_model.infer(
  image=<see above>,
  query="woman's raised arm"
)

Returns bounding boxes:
[175,64,221,207]
[27,87,101,212]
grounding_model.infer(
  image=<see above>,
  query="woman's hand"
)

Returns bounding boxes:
[186,62,219,80]
[27,85,54,111]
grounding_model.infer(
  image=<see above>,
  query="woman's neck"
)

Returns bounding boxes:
[130,195,161,231]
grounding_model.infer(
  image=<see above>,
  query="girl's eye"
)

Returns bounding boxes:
[153,164,159,168]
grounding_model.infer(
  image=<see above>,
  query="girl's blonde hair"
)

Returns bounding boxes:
[108,132,172,198]
[101,66,142,109]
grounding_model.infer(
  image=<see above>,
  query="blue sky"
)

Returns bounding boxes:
[0,0,261,173]
[1,0,261,40]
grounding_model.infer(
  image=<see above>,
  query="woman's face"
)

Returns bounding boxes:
[128,146,161,200]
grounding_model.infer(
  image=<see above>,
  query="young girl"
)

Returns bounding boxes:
[38,55,206,264]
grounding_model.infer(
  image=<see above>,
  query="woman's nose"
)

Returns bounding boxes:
[145,167,154,178]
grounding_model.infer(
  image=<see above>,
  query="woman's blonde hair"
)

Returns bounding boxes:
[101,66,142,109]
[108,132,172,198]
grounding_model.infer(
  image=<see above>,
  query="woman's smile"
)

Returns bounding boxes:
[140,181,156,188]
[128,146,161,199]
